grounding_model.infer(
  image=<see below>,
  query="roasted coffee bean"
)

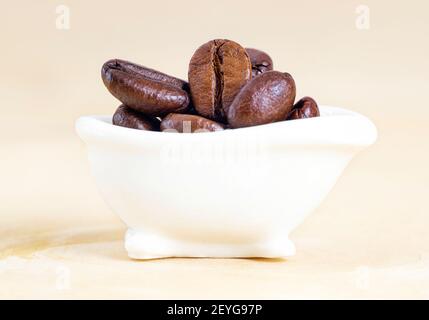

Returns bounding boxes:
[160,113,225,133]
[287,97,320,120]
[188,39,252,123]
[113,105,160,131]
[102,59,190,117]
[227,71,296,128]
[245,48,273,77]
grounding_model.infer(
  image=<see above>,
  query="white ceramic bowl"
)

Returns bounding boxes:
[76,106,377,259]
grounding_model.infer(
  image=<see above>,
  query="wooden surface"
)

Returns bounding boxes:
[1,117,428,299]
[1,0,428,299]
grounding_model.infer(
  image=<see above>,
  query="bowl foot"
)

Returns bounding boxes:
[125,228,296,260]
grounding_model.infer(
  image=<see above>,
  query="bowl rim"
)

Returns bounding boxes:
[76,105,378,147]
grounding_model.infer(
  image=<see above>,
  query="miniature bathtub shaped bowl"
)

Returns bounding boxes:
[76,106,377,259]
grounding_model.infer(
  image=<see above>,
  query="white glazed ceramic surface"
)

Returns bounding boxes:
[76,106,377,259]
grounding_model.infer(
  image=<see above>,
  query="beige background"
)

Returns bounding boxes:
[1,0,428,299]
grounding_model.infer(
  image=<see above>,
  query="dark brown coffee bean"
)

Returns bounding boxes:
[160,113,225,133]
[107,59,189,90]
[113,105,160,131]
[102,59,190,117]
[245,48,273,77]
[227,71,296,128]
[287,97,320,120]
[188,39,252,123]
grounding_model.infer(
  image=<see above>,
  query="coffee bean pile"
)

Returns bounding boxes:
[101,39,319,133]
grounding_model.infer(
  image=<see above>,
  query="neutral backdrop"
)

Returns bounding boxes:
[1,0,428,299]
